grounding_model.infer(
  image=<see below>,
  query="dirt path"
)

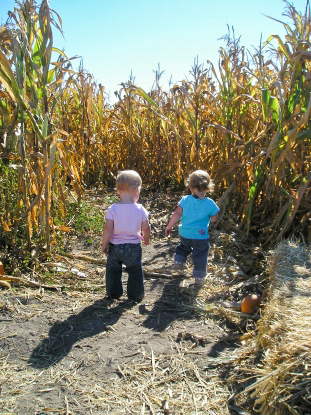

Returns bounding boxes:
[0,193,264,414]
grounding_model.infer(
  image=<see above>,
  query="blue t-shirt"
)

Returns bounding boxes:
[178,195,220,239]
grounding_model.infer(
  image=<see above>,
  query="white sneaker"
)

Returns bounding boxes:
[195,277,205,286]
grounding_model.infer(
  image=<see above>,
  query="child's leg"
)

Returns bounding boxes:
[191,239,210,282]
[123,244,145,301]
[106,244,123,299]
[174,237,192,266]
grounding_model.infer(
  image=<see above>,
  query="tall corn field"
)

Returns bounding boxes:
[0,0,310,261]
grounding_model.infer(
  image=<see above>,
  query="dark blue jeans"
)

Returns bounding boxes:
[106,243,144,300]
[174,237,210,278]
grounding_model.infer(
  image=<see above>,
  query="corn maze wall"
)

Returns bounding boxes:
[0,0,310,256]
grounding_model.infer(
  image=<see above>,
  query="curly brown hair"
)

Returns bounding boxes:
[185,170,214,193]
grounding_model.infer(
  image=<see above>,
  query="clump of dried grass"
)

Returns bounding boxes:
[241,240,311,414]
[88,349,230,414]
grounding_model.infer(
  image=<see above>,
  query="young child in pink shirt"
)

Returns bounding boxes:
[102,170,150,302]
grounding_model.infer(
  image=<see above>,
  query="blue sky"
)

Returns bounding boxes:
[1,0,309,101]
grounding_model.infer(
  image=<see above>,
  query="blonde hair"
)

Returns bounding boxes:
[185,170,214,193]
[116,170,142,191]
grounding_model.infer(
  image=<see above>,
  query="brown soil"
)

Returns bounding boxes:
[0,192,265,414]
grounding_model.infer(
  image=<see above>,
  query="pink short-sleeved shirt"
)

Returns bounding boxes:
[106,203,149,244]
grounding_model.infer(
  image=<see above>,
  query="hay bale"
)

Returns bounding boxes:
[246,240,311,414]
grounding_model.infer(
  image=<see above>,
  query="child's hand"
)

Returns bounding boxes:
[165,207,182,236]
[210,213,218,223]
[102,244,109,254]
[165,226,171,236]
[142,237,149,246]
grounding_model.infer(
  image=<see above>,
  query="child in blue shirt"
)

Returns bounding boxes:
[165,170,220,286]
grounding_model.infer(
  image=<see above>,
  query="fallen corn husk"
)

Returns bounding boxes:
[0,274,61,291]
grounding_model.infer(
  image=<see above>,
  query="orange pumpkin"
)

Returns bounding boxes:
[0,261,4,275]
[241,294,261,314]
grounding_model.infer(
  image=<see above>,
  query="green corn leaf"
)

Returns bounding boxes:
[261,89,270,122]
[47,68,55,83]
[42,114,49,139]
[245,165,265,231]
[132,86,159,109]
[249,182,257,199]
[270,96,279,125]
[0,100,8,110]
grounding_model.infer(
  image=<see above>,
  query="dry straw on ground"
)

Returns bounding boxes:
[242,240,311,414]
[0,342,231,414]
[88,350,230,415]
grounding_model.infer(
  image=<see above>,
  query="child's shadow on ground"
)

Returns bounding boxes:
[28,298,134,369]
[141,277,201,331]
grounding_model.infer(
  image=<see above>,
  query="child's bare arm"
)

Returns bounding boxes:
[165,206,182,236]
[142,219,150,245]
[210,213,218,223]
[102,219,114,253]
